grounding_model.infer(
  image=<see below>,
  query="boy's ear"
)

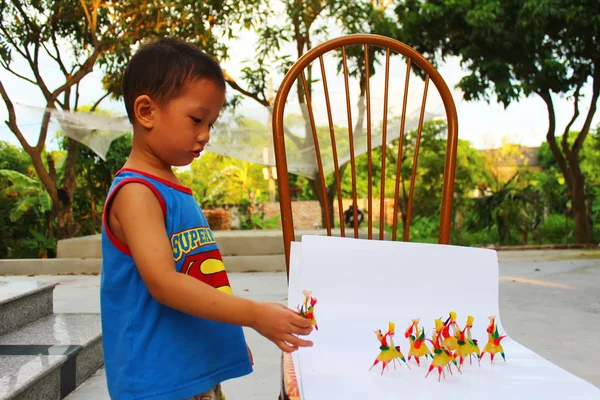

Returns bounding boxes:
[133,95,156,129]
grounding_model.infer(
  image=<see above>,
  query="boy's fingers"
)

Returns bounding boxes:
[289,324,313,336]
[285,334,313,348]
[297,326,313,335]
[289,312,312,327]
[277,341,298,353]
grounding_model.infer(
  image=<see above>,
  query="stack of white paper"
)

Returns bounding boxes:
[287,235,600,399]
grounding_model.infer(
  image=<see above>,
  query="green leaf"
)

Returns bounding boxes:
[10,196,38,222]
[39,191,52,212]
[0,169,40,186]
[0,185,40,198]
[29,229,46,242]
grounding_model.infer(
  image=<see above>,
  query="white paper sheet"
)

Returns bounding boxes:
[289,235,600,399]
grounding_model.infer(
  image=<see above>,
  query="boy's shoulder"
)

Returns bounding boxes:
[108,168,194,199]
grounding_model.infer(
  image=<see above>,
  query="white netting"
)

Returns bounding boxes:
[14,96,445,179]
[208,101,444,179]
[8,42,461,179]
[16,103,131,161]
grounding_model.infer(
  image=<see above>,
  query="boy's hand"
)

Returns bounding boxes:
[252,302,313,353]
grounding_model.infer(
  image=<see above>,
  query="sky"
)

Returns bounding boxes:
[1,12,599,154]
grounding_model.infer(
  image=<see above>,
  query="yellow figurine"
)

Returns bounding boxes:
[481,316,506,363]
[455,315,481,367]
[442,311,460,351]
[404,319,433,366]
[298,290,318,330]
[370,322,410,374]
[425,319,458,381]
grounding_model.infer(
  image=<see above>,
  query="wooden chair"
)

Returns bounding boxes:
[271,33,459,399]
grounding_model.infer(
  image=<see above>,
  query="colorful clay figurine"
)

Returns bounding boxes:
[298,290,318,330]
[405,318,433,366]
[481,316,506,363]
[370,322,410,374]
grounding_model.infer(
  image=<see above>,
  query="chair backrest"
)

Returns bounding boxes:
[271,34,459,275]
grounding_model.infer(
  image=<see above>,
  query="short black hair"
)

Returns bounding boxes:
[122,37,226,123]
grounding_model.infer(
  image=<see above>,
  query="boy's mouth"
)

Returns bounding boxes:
[191,150,202,158]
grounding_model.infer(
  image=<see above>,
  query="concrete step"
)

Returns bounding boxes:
[222,255,286,272]
[0,314,103,400]
[0,259,102,276]
[56,229,390,259]
[0,281,57,336]
[56,237,101,260]
[1,229,393,276]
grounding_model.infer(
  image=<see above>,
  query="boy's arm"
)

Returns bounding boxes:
[110,183,313,352]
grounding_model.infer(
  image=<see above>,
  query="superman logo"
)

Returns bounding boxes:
[181,249,232,295]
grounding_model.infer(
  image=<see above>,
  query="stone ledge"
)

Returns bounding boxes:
[0,259,102,276]
[0,255,286,275]
[222,255,286,273]
[56,229,391,258]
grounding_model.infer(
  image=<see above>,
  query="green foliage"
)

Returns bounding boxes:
[535,130,600,238]
[0,142,55,258]
[394,0,591,106]
[241,209,281,230]
[394,0,599,242]
[538,214,575,245]
[20,228,57,259]
[287,174,316,201]
[1,1,598,253]
[0,0,268,100]
[59,133,133,235]
[0,169,53,222]
[97,0,269,102]
[0,141,31,174]
[335,120,492,231]
[0,0,269,240]
[466,174,544,246]
[177,152,269,209]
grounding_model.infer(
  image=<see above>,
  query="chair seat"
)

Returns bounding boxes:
[281,352,300,400]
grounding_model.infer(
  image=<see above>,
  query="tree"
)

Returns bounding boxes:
[394,0,600,243]
[467,173,545,246]
[537,128,600,239]
[222,0,401,227]
[0,0,265,239]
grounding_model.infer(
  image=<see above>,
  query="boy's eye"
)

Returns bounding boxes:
[191,117,215,129]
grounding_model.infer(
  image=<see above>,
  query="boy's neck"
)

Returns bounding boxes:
[122,143,181,185]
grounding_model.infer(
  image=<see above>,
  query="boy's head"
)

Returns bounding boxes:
[122,38,226,166]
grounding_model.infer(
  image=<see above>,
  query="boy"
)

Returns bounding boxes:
[100,38,313,400]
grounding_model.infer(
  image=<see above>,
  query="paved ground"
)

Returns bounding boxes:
[1,249,599,399]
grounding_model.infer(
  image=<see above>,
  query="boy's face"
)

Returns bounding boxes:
[141,78,226,167]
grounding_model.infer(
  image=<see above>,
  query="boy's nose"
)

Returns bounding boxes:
[196,130,210,144]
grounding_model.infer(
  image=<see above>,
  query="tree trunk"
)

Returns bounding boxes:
[55,204,78,239]
[569,162,590,243]
[307,165,342,230]
[52,138,80,240]
[309,179,324,228]
[540,60,600,243]
[91,194,97,234]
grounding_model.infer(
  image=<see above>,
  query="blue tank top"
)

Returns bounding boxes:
[100,169,252,399]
